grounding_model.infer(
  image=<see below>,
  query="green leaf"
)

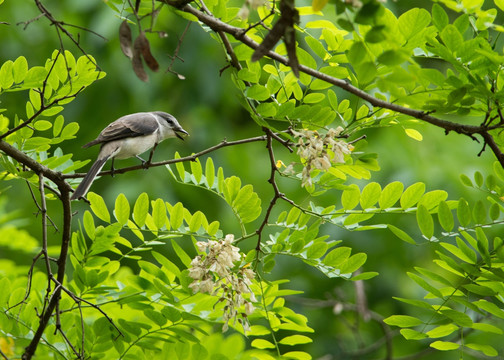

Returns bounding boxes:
[457,198,471,226]
[440,242,474,264]
[327,89,338,110]
[0,60,14,89]
[398,8,431,41]
[383,315,423,327]
[440,25,464,53]
[189,211,204,232]
[144,309,167,327]
[437,201,454,232]
[171,239,192,267]
[282,351,311,360]
[351,271,378,280]
[13,56,28,83]
[378,50,409,66]
[174,152,186,181]
[256,102,277,117]
[472,200,486,224]
[114,193,130,226]
[432,3,449,31]
[426,324,458,338]
[87,192,110,223]
[341,184,360,210]
[237,68,260,83]
[379,181,403,209]
[360,182,381,209]
[251,339,276,349]
[407,272,443,298]
[304,93,325,104]
[190,158,203,184]
[340,253,367,274]
[471,322,503,334]
[152,198,167,230]
[459,174,473,187]
[393,297,433,310]
[323,247,351,267]
[152,251,181,279]
[440,309,473,327]
[60,122,79,139]
[400,329,428,340]
[53,115,64,137]
[416,204,434,239]
[388,225,416,244]
[430,341,459,351]
[474,299,504,319]
[33,120,52,131]
[489,202,500,221]
[207,221,220,236]
[278,335,313,346]
[400,182,425,209]
[347,42,367,64]
[170,202,184,230]
[127,219,144,241]
[247,85,270,101]
[465,343,498,357]
[205,157,215,189]
[83,210,95,240]
[24,66,47,87]
[474,171,483,187]
[306,242,328,259]
[305,36,327,59]
[419,190,448,210]
[133,192,149,227]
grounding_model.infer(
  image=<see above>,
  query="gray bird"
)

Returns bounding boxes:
[71,111,188,200]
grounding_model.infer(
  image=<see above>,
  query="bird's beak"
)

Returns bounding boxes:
[175,128,189,140]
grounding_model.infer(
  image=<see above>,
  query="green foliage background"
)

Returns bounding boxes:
[1,0,504,359]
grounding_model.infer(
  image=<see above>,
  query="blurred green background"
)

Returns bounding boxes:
[0,0,499,358]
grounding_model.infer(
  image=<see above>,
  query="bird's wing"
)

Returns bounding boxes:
[83,113,159,148]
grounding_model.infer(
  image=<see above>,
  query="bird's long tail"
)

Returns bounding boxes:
[70,156,109,200]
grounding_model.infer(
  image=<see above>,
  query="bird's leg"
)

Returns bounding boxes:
[135,155,148,169]
[147,143,159,166]
[110,158,116,177]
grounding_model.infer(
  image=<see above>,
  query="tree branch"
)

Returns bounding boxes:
[63,135,268,179]
[158,0,504,168]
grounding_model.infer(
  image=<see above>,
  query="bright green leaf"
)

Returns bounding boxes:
[133,192,149,227]
[87,192,110,223]
[114,193,130,226]
[384,315,423,327]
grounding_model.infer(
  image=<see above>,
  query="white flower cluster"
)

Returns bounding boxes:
[290,127,352,187]
[189,234,256,332]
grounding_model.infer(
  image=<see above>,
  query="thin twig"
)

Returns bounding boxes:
[165,21,191,79]
[255,128,283,251]
[50,277,124,337]
[63,135,268,179]
[22,176,73,360]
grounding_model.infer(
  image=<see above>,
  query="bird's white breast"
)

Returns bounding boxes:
[101,133,159,160]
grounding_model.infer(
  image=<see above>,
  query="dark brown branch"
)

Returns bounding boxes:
[0,348,8,360]
[22,168,73,360]
[63,135,268,179]
[255,128,284,251]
